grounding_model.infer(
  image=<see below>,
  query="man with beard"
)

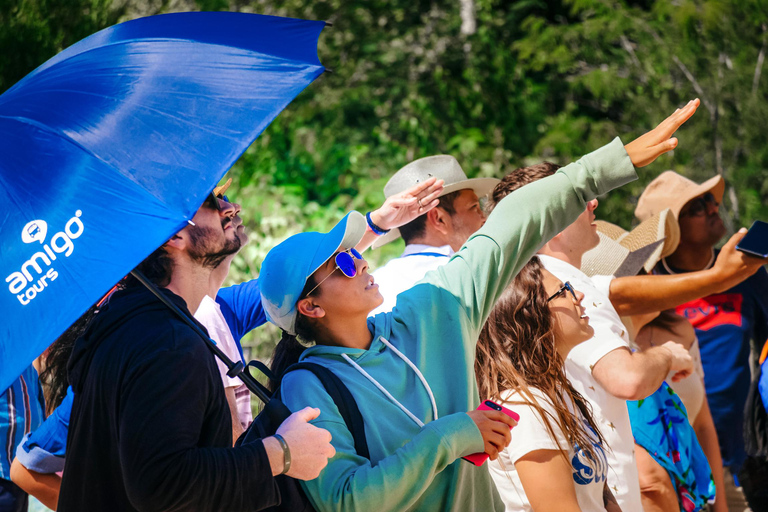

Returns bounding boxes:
[57,189,336,512]
[638,171,768,509]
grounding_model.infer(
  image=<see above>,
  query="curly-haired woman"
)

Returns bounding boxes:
[476,256,619,512]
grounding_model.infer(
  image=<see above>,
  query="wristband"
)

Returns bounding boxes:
[366,211,390,236]
[273,434,291,475]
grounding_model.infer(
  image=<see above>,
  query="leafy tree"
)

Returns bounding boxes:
[0,0,126,92]
[512,0,768,229]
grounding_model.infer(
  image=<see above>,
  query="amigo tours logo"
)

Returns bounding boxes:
[5,211,85,305]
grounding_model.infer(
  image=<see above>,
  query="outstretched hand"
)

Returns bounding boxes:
[369,176,445,231]
[467,409,517,461]
[624,99,700,167]
[712,228,768,289]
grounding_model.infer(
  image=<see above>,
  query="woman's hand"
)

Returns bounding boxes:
[624,99,699,167]
[467,409,517,460]
[369,176,444,231]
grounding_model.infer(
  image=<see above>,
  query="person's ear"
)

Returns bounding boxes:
[165,231,187,251]
[297,297,326,320]
[426,207,451,236]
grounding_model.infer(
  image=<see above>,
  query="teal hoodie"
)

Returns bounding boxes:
[280,138,636,512]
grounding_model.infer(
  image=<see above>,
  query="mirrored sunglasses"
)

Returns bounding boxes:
[305,248,363,297]
[547,281,577,302]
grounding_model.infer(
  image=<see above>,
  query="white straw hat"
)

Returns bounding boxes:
[581,208,680,278]
[372,155,499,248]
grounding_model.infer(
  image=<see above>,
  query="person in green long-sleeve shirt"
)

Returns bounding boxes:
[257,100,700,512]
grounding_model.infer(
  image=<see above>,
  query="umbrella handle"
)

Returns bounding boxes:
[131,270,273,404]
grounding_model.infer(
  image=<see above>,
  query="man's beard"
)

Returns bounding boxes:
[187,223,242,269]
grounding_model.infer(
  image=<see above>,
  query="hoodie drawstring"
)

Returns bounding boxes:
[341,336,438,428]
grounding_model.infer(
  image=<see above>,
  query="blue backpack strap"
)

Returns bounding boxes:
[281,362,370,460]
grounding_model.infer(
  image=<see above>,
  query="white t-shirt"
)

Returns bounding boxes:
[538,255,642,512]
[489,388,609,512]
[369,244,453,316]
[195,295,253,429]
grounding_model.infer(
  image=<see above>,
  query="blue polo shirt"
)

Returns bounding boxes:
[655,255,768,472]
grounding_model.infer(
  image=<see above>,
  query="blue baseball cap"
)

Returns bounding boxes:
[260,211,367,334]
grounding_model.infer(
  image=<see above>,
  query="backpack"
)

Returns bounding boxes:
[744,366,768,458]
[235,362,370,512]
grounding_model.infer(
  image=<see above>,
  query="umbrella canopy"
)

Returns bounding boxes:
[0,11,325,392]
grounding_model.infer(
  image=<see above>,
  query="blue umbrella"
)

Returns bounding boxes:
[0,11,326,392]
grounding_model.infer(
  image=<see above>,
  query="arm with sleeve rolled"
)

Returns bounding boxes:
[10,387,73,510]
[117,333,279,512]
[281,371,485,512]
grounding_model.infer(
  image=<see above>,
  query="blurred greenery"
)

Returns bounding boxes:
[3,0,767,370]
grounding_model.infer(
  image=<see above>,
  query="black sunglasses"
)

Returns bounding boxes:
[547,281,578,302]
[203,192,231,211]
[680,192,717,218]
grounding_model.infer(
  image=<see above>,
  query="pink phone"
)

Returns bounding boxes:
[462,400,520,466]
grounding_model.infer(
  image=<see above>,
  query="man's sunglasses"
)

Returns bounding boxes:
[547,281,578,302]
[305,248,364,297]
[203,192,230,211]
[680,192,717,218]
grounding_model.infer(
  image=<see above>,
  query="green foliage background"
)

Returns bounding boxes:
[4,0,768,362]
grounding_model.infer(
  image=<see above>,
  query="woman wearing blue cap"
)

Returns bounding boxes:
[258,100,700,512]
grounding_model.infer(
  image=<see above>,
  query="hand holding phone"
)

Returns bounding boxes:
[736,220,768,259]
[463,400,520,466]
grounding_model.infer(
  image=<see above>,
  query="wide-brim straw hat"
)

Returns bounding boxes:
[635,170,725,222]
[372,155,499,249]
[581,208,680,278]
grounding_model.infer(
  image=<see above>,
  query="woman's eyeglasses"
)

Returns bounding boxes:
[305,248,364,297]
[679,192,717,218]
[547,281,577,302]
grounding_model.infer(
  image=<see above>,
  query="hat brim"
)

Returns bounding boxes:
[263,211,367,335]
[671,175,725,219]
[307,211,367,278]
[582,208,678,277]
[371,177,500,249]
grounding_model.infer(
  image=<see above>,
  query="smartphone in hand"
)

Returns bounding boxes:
[462,400,520,466]
[736,220,768,258]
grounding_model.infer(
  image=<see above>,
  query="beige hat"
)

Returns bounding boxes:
[635,170,724,222]
[372,155,499,248]
[581,208,680,278]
